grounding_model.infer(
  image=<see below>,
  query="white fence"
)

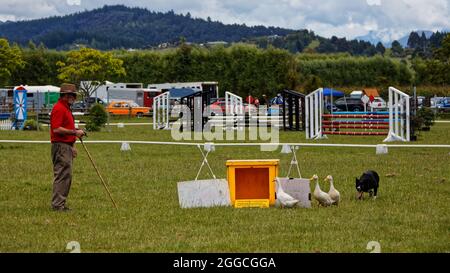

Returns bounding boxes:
[305,88,324,139]
[153,92,170,130]
[384,87,411,142]
[0,119,12,130]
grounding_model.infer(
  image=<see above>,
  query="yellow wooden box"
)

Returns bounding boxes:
[226,160,279,207]
[234,199,270,209]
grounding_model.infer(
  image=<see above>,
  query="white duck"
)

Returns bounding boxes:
[275,179,299,208]
[311,175,333,207]
[325,175,340,205]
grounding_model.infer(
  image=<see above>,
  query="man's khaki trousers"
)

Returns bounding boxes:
[51,142,73,209]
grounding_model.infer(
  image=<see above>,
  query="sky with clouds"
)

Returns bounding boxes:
[0,0,449,42]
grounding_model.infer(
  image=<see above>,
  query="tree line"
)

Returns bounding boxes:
[1,36,449,99]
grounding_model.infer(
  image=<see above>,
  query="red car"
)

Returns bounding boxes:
[210,98,226,115]
[210,98,257,116]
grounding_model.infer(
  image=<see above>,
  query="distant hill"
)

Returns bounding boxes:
[0,5,444,56]
[0,5,294,50]
[0,5,381,55]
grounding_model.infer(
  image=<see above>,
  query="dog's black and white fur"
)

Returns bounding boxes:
[355,170,379,200]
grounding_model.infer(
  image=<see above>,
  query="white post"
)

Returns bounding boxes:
[388,89,393,135]
[158,97,161,126]
[394,92,399,136]
[305,97,310,139]
[309,96,314,138]
[406,96,410,141]
[400,97,404,140]
[314,92,319,137]
[317,89,324,138]
[165,94,169,126]
[153,98,156,130]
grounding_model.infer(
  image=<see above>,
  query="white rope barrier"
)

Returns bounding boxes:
[41,123,154,127]
[1,140,449,148]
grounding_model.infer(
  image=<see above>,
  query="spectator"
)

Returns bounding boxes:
[259,94,267,106]
[254,97,260,107]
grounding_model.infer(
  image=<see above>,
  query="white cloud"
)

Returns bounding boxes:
[67,0,81,5]
[367,0,382,6]
[0,0,448,42]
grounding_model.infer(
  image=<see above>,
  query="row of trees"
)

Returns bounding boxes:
[247,30,382,56]
[407,31,447,58]
[391,31,447,58]
[1,37,448,99]
[297,56,412,87]
[412,35,450,86]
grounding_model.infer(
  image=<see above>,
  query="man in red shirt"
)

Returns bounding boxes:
[50,83,85,211]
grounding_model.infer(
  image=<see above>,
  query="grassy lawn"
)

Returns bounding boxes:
[0,122,449,253]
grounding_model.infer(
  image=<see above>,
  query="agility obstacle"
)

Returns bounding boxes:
[305,87,411,141]
[305,88,324,139]
[153,92,170,130]
[384,87,411,142]
[153,88,217,131]
[225,91,243,116]
[282,90,306,131]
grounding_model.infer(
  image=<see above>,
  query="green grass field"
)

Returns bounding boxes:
[0,120,449,253]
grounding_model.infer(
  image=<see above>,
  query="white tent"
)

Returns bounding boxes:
[18,85,60,93]
[14,85,61,110]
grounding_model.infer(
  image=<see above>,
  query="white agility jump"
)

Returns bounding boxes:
[153,92,170,130]
[305,88,324,139]
[225,91,243,116]
[305,87,411,142]
[384,87,410,142]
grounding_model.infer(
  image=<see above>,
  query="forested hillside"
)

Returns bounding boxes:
[0,5,293,50]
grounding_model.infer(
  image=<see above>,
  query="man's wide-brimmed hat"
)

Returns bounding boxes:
[60,83,77,96]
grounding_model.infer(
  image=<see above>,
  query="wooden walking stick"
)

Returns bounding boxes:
[79,137,118,209]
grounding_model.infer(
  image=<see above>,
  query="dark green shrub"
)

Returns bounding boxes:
[85,104,107,132]
[23,119,40,130]
[418,107,436,128]
[412,107,436,134]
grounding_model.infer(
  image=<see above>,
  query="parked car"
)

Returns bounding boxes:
[72,101,87,112]
[369,97,387,111]
[334,97,365,112]
[85,97,106,106]
[210,98,226,115]
[326,102,338,112]
[106,101,151,117]
[436,97,450,112]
